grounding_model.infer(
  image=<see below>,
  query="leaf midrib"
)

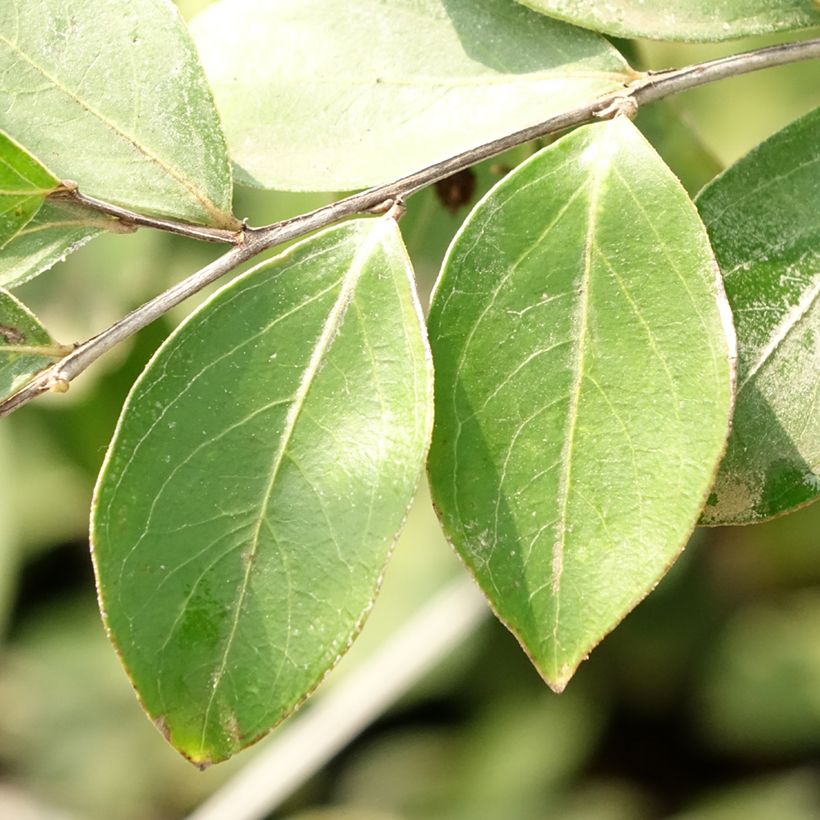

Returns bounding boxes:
[550,137,609,677]
[197,222,388,755]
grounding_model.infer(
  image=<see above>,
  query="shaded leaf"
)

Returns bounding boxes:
[0,288,59,400]
[0,130,59,248]
[515,0,820,42]
[0,0,237,228]
[0,200,119,290]
[190,0,633,191]
[91,218,433,765]
[634,102,722,195]
[427,117,734,690]
[698,107,820,524]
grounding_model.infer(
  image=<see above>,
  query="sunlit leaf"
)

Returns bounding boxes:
[0,0,237,228]
[0,288,59,400]
[190,0,634,191]
[92,218,433,765]
[427,117,734,690]
[698,107,820,524]
[516,0,820,42]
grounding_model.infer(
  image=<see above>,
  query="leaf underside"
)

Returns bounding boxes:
[91,219,433,765]
[190,0,633,191]
[427,118,734,690]
[698,107,820,525]
[0,289,55,400]
[0,0,236,229]
[515,0,820,41]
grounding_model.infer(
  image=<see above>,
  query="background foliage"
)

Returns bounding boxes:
[0,1,818,817]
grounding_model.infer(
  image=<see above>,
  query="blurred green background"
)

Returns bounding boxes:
[1,5,818,818]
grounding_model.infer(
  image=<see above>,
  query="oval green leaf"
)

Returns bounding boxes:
[0,289,58,400]
[0,0,237,228]
[190,0,633,191]
[91,218,433,765]
[698,108,820,525]
[427,118,735,690]
[0,130,59,249]
[515,0,820,42]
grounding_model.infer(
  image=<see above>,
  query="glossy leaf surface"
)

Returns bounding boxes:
[0,0,236,228]
[428,118,734,690]
[698,108,820,524]
[0,289,56,400]
[92,219,433,764]
[190,0,632,191]
[516,0,820,41]
[0,131,59,249]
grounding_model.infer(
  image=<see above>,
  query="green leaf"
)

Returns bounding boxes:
[698,108,820,525]
[515,0,820,41]
[91,218,433,765]
[427,118,734,690]
[0,288,58,400]
[0,0,237,229]
[0,200,117,290]
[190,0,633,191]
[0,130,59,248]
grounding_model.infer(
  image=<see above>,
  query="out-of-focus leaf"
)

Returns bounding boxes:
[515,0,820,42]
[698,107,819,524]
[428,117,734,691]
[92,218,433,765]
[0,130,59,248]
[697,592,820,756]
[190,0,634,191]
[0,428,19,639]
[0,0,237,229]
[0,289,58,400]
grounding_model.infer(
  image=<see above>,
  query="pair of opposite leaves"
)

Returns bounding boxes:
[93,116,738,766]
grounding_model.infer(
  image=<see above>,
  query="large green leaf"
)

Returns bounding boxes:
[515,0,820,42]
[0,130,59,248]
[190,0,633,191]
[427,117,734,690]
[698,108,820,525]
[0,0,237,229]
[91,218,433,765]
[0,289,59,400]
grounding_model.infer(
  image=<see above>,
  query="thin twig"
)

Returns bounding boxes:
[51,184,244,244]
[186,576,488,820]
[1,37,818,418]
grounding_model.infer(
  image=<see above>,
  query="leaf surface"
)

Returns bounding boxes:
[698,108,820,524]
[515,0,820,41]
[0,289,57,400]
[91,218,433,765]
[0,130,59,249]
[190,0,633,191]
[0,0,236,228]
[427,118,735,689]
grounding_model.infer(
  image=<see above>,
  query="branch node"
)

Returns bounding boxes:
[365,198,397,215]
[48,376,70,394]
[594,94,639,122]
[386,197,407,221]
